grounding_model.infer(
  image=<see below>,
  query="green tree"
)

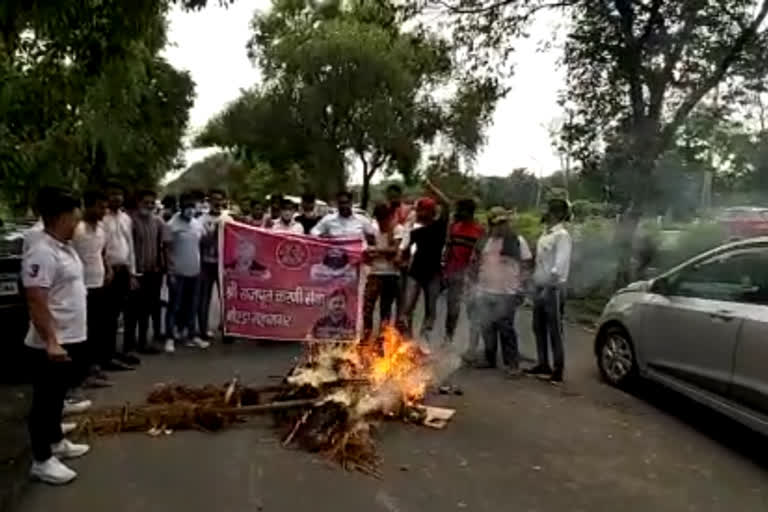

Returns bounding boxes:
[425,0,768,286]
[198,0,499,207]
[0,0,214,212]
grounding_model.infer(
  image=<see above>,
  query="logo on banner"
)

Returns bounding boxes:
[276,239,310,269]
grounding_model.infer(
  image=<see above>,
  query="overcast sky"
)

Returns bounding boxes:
[162,1,565,182]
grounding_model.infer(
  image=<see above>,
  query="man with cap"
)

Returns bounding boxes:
[525,198,572,385]
[469,207,532,376]
[397,179,450,341]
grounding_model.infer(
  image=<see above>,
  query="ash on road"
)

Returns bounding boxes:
[16,312,768,512]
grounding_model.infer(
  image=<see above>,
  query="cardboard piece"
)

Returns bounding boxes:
[421,405,456,429]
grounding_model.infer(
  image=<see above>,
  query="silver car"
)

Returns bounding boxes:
[595,236,768,436]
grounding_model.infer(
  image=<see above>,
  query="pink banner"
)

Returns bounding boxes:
[220,220,364,341]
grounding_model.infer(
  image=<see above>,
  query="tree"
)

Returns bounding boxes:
[0,0,215,212]
[476,168,539,210]
[424,0,768,285]
[197,0,499,206]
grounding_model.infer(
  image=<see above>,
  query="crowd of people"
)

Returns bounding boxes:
[21,179,572,485]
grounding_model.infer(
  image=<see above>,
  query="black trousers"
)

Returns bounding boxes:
[28,343,85,462]
[197,262,219,339]
[85,287,107,376]
[532,285,566,372]
[103,265,130,361]
[478,293,522,367]
[444,270,468,341]
[398,275,441,339]
[362,274,400,339]
[125,272,163,351]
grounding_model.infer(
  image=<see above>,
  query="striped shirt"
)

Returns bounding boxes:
[131,213,164,274]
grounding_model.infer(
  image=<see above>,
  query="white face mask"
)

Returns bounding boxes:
[182,207,195,219]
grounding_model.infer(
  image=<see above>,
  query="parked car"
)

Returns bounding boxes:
[717,206,768,238]
[0,219,37,382]
[595,236,768,436]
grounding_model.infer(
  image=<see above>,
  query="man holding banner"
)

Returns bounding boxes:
[221,218,364,341]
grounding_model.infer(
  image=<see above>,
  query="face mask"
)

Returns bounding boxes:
[182,207,195,219]
[139,207,152,217]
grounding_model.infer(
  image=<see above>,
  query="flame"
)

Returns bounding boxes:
[360,326,432,405]
[292,327,432,418]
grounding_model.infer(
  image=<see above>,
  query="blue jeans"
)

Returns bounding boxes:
[166,274,200,339]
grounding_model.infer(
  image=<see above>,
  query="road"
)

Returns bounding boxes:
[15,308,768,512]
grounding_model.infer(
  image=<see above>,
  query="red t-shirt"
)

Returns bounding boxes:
[443,221,485,275]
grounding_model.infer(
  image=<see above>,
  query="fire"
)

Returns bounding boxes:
[362,327,432,404]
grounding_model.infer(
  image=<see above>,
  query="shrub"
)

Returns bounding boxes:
[569,218,618,298]
[512,211,544,248]
[653,221,729,271]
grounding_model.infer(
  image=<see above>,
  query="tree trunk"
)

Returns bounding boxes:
[360,171,371,211]
[614,208,640,289]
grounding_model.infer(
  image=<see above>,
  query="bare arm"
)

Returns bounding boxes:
[26,288,67,359]
[424,178,451,207]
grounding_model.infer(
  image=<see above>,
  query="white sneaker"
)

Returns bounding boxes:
[30,457,77,485]
[61,422,77,435]
[51,439,90,459]
[63,398,92,416]
[164,339,175,353]
[185,337,210,349]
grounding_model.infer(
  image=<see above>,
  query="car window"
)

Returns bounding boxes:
[668,246,768,304]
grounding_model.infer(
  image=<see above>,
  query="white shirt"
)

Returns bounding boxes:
[72,221,106,288]
[534,223,572,286]
[103,210,136,273]
[23,233,87,348]
[164,214,205,277]
[271,219,304,235]
[22,219,44,255]
[311,213,375,240]
[370,223,404,275]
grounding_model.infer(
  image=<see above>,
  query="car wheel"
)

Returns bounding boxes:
[597,326,637,387]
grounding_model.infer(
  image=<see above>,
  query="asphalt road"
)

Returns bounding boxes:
[15,308,768,512]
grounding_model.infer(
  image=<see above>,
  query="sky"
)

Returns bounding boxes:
[162,1,566,183]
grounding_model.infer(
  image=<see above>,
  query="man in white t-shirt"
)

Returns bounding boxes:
[163,193,208,353]
[198,189,231,342]
[24,187,91,485]
[271,198,304,235]
[102,184,139,370]
[362,203,404,340]
[71,190,111,387]
[22,218,44,255]
[311,191,375,240]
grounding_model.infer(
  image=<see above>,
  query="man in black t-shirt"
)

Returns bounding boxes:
[397,180,449,341]
[295,192,321,234]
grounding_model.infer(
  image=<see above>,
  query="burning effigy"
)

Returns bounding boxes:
[72,328,454,477]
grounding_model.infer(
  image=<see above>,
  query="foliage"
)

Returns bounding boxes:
[570,200,620,221]
[476,168,539,211]
[511,211,543,249]
[421,0,768,286]
[0,0,214,212]
[651,221,729,271]
[568,218,619,298]
[197,0,500,206]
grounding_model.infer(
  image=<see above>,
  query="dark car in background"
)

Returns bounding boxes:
[0,220,36,383]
